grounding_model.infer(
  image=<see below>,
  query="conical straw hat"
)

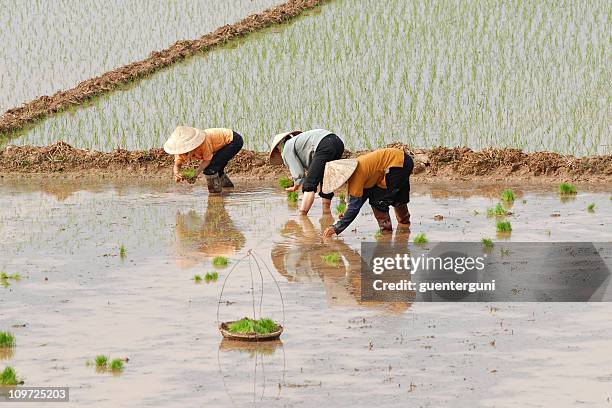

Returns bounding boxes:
[163,126,205,155]
[322,159,358,194]
[269,130,302,165]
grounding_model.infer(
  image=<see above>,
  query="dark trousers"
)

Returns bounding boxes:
[302,134,344,199]
[383,153,414,206]
[369,153,414,211]
[204,131,244,176]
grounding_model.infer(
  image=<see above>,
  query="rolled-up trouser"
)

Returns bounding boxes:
[204,131,244,176]
[383,153,414,206]
[302,133,344,200]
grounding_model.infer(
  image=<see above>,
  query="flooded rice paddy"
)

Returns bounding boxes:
[1,180,612,406]
[5,0,610,155]
[0,0,284,112]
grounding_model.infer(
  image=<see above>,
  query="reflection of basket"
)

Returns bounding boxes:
[216,250,285,342]
[219,321,283,341]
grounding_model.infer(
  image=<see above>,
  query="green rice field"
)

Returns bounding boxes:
[1,0,610,154]
[0,0,283,111]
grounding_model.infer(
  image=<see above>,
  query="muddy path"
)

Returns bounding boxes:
[0,0,329,135]
[1,141,610,184]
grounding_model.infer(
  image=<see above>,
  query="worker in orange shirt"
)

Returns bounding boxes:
[322,148,413,237]
[163,126,243,193]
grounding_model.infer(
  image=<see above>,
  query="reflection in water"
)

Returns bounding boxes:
[271,215,412,312]
[174,196,246,268]
[217,339,285,405]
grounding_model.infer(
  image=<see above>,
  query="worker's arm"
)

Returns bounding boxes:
[173,156,183,183]
[299,191,316,215]
[195,160,211,177]
[283,141,306,186]
[324,195,366,237]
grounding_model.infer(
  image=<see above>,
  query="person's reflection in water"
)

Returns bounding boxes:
[271,215,411,312]
[174,196,246,269]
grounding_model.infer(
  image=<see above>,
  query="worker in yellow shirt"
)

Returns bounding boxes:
[163,126,244,193]
[322,148,413,237]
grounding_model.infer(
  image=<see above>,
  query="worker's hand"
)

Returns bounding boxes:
[174,174,183,183]
[285,185,300,192]
[323,227,336,238]
[299,210,308,216]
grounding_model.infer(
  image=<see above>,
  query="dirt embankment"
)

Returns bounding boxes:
[0,0,328,135]
[1,142,610,184]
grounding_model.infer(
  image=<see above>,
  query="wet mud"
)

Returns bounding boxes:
[1,180,611,406]
[1,141,611,183]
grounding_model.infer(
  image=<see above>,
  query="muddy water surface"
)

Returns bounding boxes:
[1,180,611,407]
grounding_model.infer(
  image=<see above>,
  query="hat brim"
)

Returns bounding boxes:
[268,130,302,164]
[322,159,358,194]
[163,127,206,155]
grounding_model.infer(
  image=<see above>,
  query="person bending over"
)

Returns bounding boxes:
[322,148,413,237]
[164,126,243,193]
[269,129,344,215]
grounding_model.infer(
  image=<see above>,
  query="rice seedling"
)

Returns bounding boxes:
[119,245,126,259]
[587,203,595,212]
[0,272,20,288]
[287,191,298,203]
[95,355,109,368]
[212,256,228,267]
[481,238,494,248]
[227,318,278,335]
[335,201,347,215]
[558,183,577,195]
[278,176,293,189]
[109,359,124,372]
[0,366,19,386]
[496,221,512,233]
[193,274,202,283]
[320,252,341,266]
[0,332,15,348]
[487,203,508,217]
[413,233,428,244]
[500,189,515,202]
[204,271,218,282]
[180,168,197,181]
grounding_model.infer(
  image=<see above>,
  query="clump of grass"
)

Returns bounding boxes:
[335,201,347,215]
[278,176,293,189]
[109,359,124,372]
[227,318,278,335]
[205,272,218,282]
[587,203,595,212]
[500,189,515,202]
[119,245,126,259]
[0,366,19,385]
[95,355,108,368]
[193,274,202,283]
[487,203,508,217]
[481,238,494,248]
[496,221,512,233]
[1,272,21,288]
[414,233,428,244]
[0,332,15,348]
[287,191,298,203]
[180,168,197,180]
[320,252,340,266]
[558,183,577,195]
[212,256,228,267]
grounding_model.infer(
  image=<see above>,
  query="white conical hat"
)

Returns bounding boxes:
[322,159,358,194]
[269,130,302,165]
[163,126,206,154]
